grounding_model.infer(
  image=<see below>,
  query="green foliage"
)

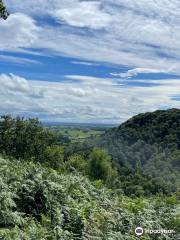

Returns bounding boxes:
[0,111,179,239]
[44,146,64,170]
[88,148,116,183]
[0,116,63,166]
[67,154,88,174]
[0,156,179,240]
[66,149,118,188]
[91,109,180,196]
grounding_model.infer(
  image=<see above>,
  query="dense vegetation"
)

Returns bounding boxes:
[0,156,179,239]
[0,110,179,239]
[0,116,56,162]
[85,109,180,196]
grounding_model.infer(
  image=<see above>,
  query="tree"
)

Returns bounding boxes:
[68,154,88,174]
[88,148,115,183]
[0,116,57,163]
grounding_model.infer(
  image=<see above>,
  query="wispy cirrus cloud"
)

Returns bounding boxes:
[0,55,40,64]
[0,0,179,122]
[71,61,99,66]
[110,68,172,79]
[3,0,180,74]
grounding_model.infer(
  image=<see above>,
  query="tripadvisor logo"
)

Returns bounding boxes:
[135,227,175,236]
[135,227,144,236]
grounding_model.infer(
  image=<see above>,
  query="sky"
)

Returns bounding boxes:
[0,0,180,124]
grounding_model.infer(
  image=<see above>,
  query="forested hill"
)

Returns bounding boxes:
[94,109,180,193]
[118,108,180,147]
[98,108,180,159]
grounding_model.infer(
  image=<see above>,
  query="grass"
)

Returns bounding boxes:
[48,125,108,143]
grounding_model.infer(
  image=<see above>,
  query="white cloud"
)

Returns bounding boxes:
[3,0,180,74]
[0,73,45,98]
[0,73,179,123]
[71,61,99,66]
[0,73,30,93]
[0,13,39,51]
[0,73,48,117]
[1,1,180,122]
[111,68,169,78]
[65,75,116,85]
[0,55,40,64]
[54,1,112,29]
[68,88,87,97]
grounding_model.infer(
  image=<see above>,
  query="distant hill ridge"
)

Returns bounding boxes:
[94,109,180,193]
[99,108,180,150]
[118,108,180,145]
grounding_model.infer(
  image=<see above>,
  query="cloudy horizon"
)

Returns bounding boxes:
[0,0,180,123]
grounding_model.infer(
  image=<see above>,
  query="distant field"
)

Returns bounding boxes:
[47,124,115,143]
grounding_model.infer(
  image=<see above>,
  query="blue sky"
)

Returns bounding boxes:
[0,0,180,123]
